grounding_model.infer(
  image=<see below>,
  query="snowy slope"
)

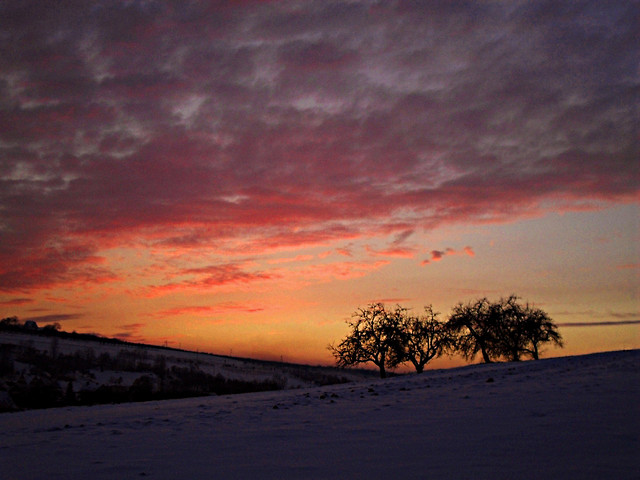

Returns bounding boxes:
[1,349,638,480]
[0,330,377,403]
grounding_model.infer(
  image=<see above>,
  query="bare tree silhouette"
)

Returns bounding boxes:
[446,298,497,363]
[446,296,563,362]
[398,305,452,373]
[329,303,404,378]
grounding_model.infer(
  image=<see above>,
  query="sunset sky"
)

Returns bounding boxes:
[1,0,638,368]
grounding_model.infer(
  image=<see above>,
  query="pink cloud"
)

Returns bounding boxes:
[422,246,475,266]
[0,0,636,296]
[366,245,416,258]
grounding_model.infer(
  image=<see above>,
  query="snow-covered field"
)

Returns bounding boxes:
[0,331,376,402]
[1,349,638,480]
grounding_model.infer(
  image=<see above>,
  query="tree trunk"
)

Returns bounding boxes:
[531,343,539,360]
[413,361,424,374]
[378,351,387,378]
[473,333,492,363]
[480,348,492,363]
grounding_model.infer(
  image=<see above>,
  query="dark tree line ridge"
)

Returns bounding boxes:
[330,296,563,378]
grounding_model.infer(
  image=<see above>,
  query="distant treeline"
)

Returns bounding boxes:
[0,316,128,345]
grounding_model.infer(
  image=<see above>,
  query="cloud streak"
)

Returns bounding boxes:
[154,303,266,319]
[558,320,640,327]
[0,298,33,306]
[23,313,85,324]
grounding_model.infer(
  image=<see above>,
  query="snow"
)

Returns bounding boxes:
[1,350,638,480]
